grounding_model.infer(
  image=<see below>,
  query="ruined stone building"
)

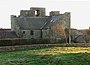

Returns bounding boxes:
[11,7,70,41]
[0,7,90,43]
[71,27,90,43]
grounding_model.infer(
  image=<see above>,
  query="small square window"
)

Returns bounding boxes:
[23,31,25,34]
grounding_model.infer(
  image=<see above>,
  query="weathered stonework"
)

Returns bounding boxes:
[0,7,90,43]
[11,7,71,42]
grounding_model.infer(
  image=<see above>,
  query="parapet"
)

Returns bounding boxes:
[20,10,31,17]
[11,15,17,18]
[20,7,46,17]
[49,11,60,16]
[30,7,46,17]
[64,12,71,16]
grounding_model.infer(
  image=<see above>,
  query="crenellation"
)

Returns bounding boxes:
[20,10,31,16]
[30,7,46,17]
[19,7,46,17]
[11,15,17,18]
[49,11,60,16]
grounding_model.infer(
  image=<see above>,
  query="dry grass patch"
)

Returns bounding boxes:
[30,47,90,55]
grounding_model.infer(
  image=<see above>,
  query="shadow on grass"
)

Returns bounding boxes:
[0,52,90,65]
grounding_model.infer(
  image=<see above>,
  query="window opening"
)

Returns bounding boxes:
[26,12,28,14]
[35,10,40,16]
[30,30,34,35]
[23,31,25,34]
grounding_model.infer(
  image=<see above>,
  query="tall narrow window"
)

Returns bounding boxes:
[35,10,38,16]
[35,10,40,16]
[30,30,34,35]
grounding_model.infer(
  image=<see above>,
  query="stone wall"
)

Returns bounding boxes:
[0,43,90,51]
[63,12,71,29]
[50,11,60,16]
[30,7,46,17]
[20,7,46,17]
[20,29,49,39]
[75,35,90,43]
[11,15,20,37]
[0,39,50,46]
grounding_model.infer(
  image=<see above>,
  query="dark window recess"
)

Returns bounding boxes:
[23,31,25,34]
[40,29,43,39]
[30,30,34,35]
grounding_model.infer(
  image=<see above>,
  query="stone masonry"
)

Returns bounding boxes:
[11,7,71,42]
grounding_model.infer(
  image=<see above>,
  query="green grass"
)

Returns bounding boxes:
[0,47,90,65]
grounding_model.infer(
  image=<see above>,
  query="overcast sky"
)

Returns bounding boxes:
[0,0,90,29]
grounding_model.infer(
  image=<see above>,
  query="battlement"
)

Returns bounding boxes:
[20,7,46,17]
[49,11,60,16]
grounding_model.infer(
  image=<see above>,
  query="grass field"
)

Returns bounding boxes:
[0,47,90,65]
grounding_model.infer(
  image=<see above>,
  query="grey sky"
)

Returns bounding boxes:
[0,0,90,29]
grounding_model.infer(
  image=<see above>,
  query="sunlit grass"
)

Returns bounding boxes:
[0,47,90,65]
[29,47,90,55]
